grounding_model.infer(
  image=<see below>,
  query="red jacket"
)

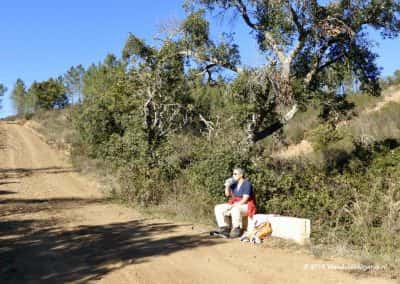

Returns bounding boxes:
[228,195,257,219]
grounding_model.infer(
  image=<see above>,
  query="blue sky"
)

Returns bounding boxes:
[1,0,399,118]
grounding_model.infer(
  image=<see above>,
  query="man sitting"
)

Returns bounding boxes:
[214,167,256,238]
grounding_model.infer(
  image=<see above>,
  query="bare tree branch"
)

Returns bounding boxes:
[317,52,346,73]
[199,113,215,139]
[178,50,239,73]
[263,32,287,64]
[287,3,308,65]
[304,43,331,87]
[282,103,298,123]
[234,0,263,30]
[233,0,286,64]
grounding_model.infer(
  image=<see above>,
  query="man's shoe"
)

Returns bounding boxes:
[230,227,242,238]
[217,226,230,237]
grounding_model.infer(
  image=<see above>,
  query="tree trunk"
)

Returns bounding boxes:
[245,103,298,146]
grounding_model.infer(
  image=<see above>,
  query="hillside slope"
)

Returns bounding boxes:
[274,87,400,159]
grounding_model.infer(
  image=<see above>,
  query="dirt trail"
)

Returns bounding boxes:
[0,121,394,283]
[366,87,400,113]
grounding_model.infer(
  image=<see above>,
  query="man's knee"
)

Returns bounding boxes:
[214,203,224,214]
[230,205,240,216]
[230,205,247,218]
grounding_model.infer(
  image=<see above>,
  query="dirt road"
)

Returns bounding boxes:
[0,121,394,283]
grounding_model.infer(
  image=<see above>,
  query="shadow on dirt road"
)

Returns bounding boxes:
[0,196,220,283]
[0,166,78,180]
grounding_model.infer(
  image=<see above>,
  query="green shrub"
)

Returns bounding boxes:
[306,123,344,151]
[187,143,251,200]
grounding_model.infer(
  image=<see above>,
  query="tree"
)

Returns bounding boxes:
[27,78,68,111]
[75,54,129,153]
[122,34,194,165]
[64,64,85,104]
[389,69,400,85]
[0,84,6,110]
[395,70,400,84]
[183,0,400,146]
[11,79,27,116]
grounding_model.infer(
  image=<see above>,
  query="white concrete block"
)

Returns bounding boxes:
[249,214,311,245]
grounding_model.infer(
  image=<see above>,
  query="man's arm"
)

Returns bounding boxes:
[224,185,232,197]
[224,178,234,197]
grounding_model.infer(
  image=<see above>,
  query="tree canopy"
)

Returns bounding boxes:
[0,84,6,110]
[64,65,85,104]
[27,78,68,111]
[182,0,400,145]
[11,79,27,116]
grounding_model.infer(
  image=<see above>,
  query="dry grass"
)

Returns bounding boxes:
[348,102,400,144]
[365,86,400,113]
[308,243,399,279]
[26,108,76,155]
[283,106,321,144]
[275,87,400,162]
[347,93,381,113]
[272,139,314,159]
[344,87,400,145]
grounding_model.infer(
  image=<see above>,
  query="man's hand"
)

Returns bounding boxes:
[224,178,234,197]
[224,177,234,187]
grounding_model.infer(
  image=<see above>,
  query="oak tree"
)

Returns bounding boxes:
[183,0,400,146]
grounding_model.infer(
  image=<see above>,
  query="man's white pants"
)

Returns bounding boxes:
[214,203,248,228]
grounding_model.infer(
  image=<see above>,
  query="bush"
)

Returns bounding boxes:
[187,143,251,200]
[306,123,344,151]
